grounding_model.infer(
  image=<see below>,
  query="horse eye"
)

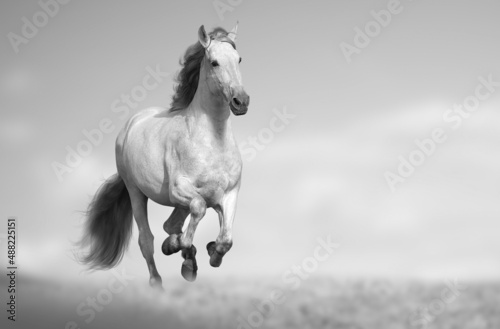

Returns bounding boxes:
[239,57,242,63]
[211,60,219,67]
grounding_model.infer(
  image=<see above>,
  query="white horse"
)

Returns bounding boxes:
[79,24,249,287]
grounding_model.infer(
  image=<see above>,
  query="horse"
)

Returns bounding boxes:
[79,23,249,288]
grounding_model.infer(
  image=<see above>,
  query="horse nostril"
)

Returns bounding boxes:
[232,98,241,106]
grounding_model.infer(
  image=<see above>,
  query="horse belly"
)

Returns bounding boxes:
[118,113,174,206]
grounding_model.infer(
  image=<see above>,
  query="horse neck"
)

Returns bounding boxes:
[187,74,232,142]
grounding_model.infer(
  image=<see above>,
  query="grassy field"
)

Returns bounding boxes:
[1,274,499,329]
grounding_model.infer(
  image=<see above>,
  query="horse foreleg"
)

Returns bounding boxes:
[179,197,205,282]
[180,196,206,248]
[180,245,198,282]
[165,197,205,281]
[128,188,162,288]
[161,200,204,282]
[161,206,198,281]
[208,189,238,267]
[161,197,206,256]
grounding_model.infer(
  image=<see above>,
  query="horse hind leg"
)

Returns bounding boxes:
[161,207,189,256]
[128,188,162,288]
[163,207,189,235]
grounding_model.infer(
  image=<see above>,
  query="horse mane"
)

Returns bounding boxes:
[169,27,236,112]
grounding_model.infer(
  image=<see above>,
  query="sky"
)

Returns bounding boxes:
[0,0,499,284]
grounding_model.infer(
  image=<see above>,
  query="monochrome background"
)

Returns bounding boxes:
[1,0,499,328]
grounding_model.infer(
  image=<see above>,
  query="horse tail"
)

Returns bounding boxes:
[78,173,133,270]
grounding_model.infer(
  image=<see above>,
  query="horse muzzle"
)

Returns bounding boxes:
[230,91,250,116]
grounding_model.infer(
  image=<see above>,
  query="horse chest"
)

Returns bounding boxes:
[195,154,239,186]
[176,143,241,203]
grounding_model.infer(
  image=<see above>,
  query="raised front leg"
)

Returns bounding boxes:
[161,197,205,282]
[181,245,198,282]
[161,178,206,281]
[162,177,206,254]
[162,196,206,256]
[208,188,239,267]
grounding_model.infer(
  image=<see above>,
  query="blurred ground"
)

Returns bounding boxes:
[1,274,499,329]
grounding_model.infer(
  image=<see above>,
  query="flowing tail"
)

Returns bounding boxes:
[79,173,133,270]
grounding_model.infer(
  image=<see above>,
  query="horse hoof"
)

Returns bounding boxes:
[162,234,181,255]
[207,241,223,267]
[209,252,223,267]
[181,259,198,282]
[149,277,163,290]
[206,241,216,255]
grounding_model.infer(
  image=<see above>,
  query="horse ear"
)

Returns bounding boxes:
[198,25,210,48]
[228,21,238,42]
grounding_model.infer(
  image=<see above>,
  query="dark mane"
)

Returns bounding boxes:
[169,27,236,112]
